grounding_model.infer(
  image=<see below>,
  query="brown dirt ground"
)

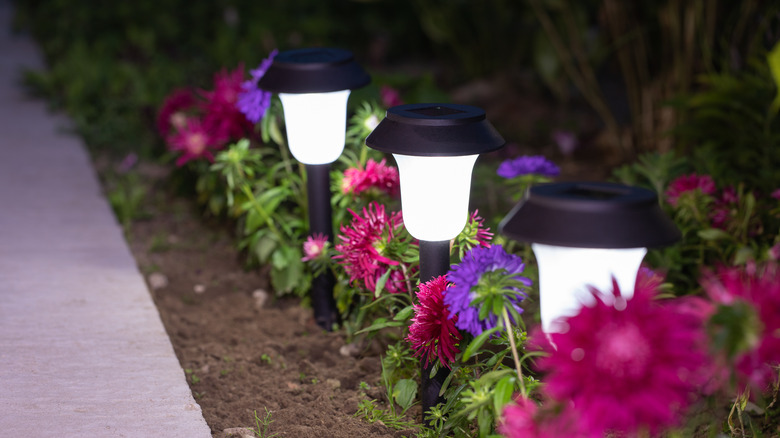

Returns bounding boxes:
[126,169,414,438]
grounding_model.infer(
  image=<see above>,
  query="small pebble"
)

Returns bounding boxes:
[193,284,206,294]
[223,427,255,438]
[252,289,269,309]
[325,378,341,390]
[339,341,363,358]
[147,272,168,290]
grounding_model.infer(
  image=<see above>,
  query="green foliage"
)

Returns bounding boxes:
[210,137,310,296]
[250,408,279,438]
[672,46,780,195]
[105,170,150,233]
[11,0,446,159]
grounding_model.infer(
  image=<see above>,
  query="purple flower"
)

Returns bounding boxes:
[443,245,531,336]
[497,155,560,179]
[237,50,278,123]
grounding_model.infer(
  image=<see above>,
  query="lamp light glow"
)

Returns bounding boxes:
[279,90,351,164]
[366,103,505,242]
[393,154,479,241]
[500,181,680,333]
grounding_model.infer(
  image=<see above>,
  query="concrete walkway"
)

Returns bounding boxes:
[0,2,212,437]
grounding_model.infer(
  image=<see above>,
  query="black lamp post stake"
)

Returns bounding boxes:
[418,239,452,413]
[257,48,369,330]
[306,163,337,329]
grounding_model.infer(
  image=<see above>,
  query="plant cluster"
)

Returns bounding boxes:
[147,47,780,435]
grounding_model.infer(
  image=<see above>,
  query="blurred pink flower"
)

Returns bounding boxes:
[665,173,716,207]
[167,118,219,166]
[771,188,780,200]
[552,130,579,156]
[341,158,400,197]
[710,186,739,229]
[201,65,253,145]
[769,243,780,261]
[333,202,408,294]
[379,85,403,108]
[701,262,780,390]
[407,275,462,369]
[301,233,329,262]
[157,88,196,135]
[500,397,596,438]
[532,278,708,436]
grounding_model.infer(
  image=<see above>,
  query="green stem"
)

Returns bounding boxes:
[501,306,526,398]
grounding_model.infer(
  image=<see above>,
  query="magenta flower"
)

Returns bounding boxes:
[710,185,739,229]
[407,275,462,369]
[444,245,530,337]
[167,118,219,166]
[301,233,329,262]
[770,243,780,261]
[333,202,409,294]
[772,188,780,200]
[380,85,403,108]
[497,155,560,179]
[665,173,716,207]
[340,158,400,197]
[500,397,597,438]
[157,88,196,135]
[532,278,708,436]
[237,50,278,123]
[201,65,253,144]
[464,210,493,247]
[701,262,780,390]
[551,130,579,156]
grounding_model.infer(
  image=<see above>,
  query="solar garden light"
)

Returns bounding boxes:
[499,182,681,333]
[257,47,370,330]
[366,103,505,417]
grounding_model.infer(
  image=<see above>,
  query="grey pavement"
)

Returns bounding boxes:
[0,2,212,436]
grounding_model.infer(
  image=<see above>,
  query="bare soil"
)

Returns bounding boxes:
[126,169,412,438]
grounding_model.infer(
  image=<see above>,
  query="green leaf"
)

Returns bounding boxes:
[462,327,500,361]
[393,305,414,322]
[697,228,731,241]
[392,379,418,412]
[355,317,403,335]
[374,269,392,298]
[768,41,780,114]
[492,376,515,416]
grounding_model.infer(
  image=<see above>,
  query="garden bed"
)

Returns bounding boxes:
[125,163,412,438]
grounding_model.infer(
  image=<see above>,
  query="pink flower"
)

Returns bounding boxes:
[769,243,780,261]
[167,118,219,166]
[340,159,400,197]
[301,233,329,262]
[407,275,462,369]
[455,210,494,258]
[710,185,739,229]
[200,65,253,145]
[532,278,708,436]
[551,130,579,156]
[379,85,403,108]
[499,397,595,438]
[665,173,716,207]
[333,202,409,294]
[771,188,780,200]
[701,262,780,390]
[157,88,197,135]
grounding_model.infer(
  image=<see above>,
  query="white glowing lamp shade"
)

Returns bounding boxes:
[532,244,647,333]
[393,154,479,242]
[279,90,351,165]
